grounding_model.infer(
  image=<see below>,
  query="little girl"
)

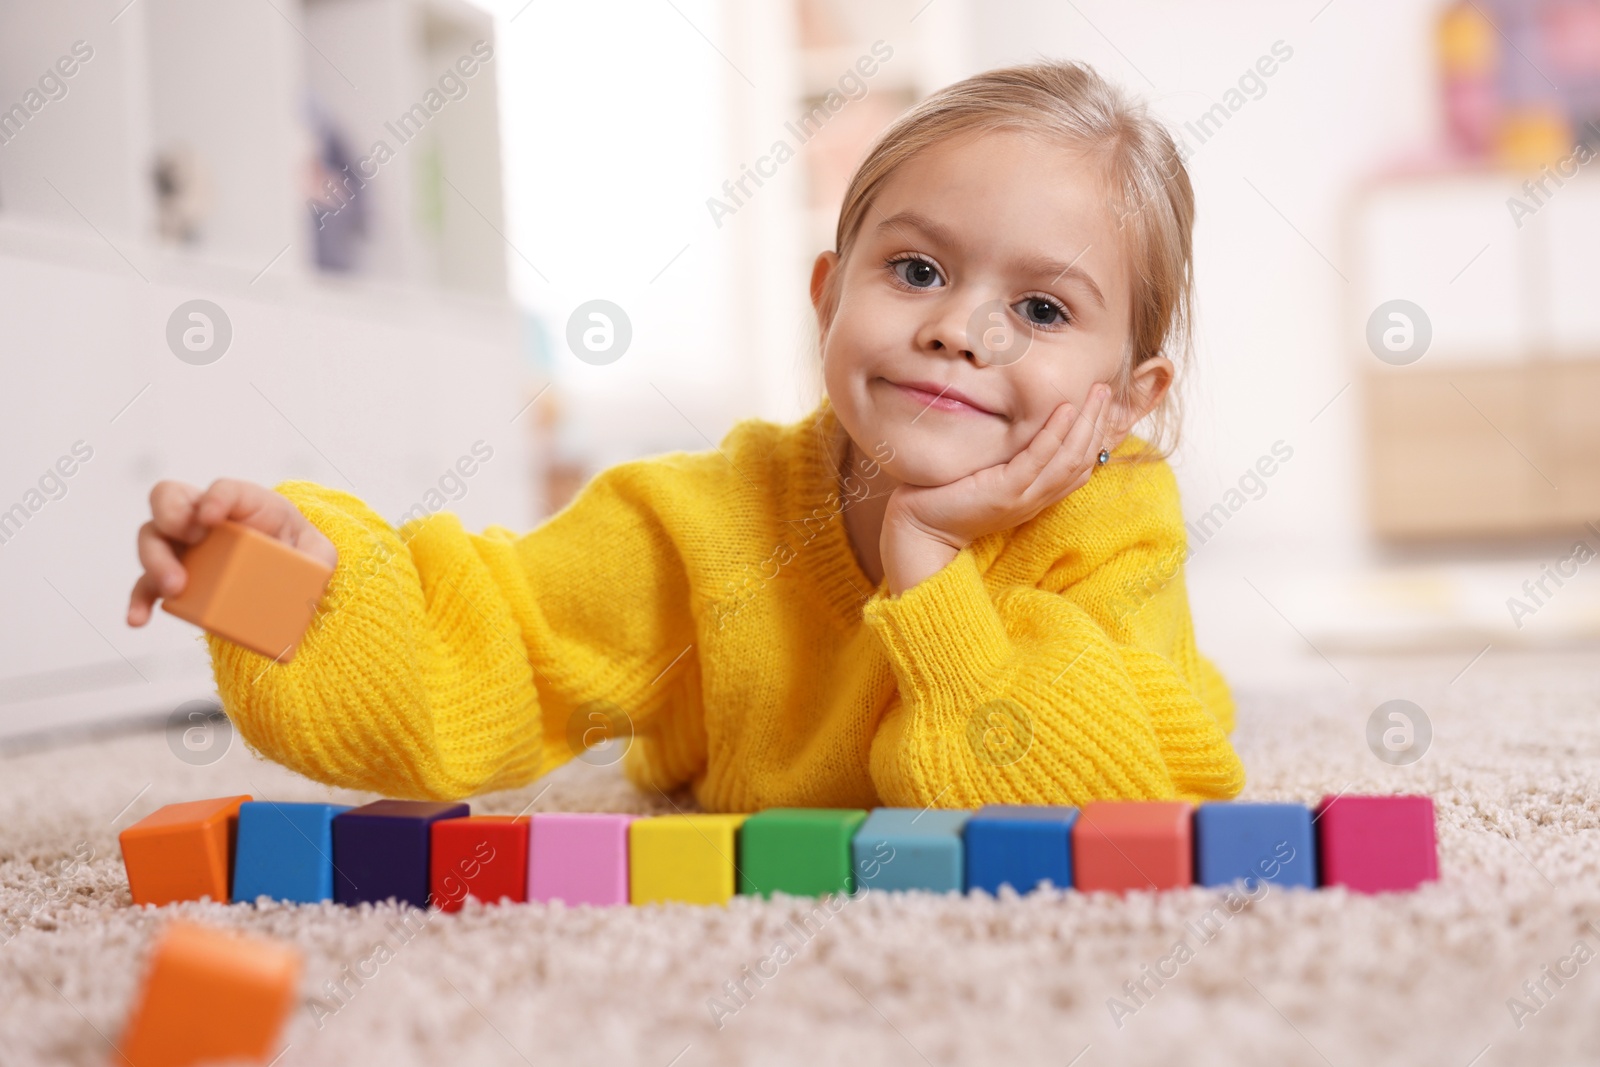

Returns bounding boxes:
[126,60,1245,812]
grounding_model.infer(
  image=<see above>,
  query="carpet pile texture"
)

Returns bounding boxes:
[2,650,1597,1066]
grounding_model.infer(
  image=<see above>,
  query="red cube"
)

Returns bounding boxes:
[429,816,530,911]
[1316,794,1437,893]
[1072,801,1193,892]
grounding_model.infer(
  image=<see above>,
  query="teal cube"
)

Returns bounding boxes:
[232,801,350,904]
[851,808,972,892]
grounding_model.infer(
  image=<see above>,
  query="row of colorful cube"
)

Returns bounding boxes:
[118,794,1438,909]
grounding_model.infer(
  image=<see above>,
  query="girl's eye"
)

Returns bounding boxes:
[1015,295,1070,328]
[889,256,944,289]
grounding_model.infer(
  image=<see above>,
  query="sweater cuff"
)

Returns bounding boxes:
[861,547,1011,701]
[274,480,406,648]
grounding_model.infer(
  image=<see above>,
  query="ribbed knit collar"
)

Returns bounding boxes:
[787,395,892,626]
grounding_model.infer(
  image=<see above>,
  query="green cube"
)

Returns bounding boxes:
[738,808,868,898]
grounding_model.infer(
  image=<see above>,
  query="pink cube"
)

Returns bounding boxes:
[1316,794,1438,893]
[528,813,634,906]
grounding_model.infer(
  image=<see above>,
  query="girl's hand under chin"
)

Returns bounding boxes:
[879,383,1114,595]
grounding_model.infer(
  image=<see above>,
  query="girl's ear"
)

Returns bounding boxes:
[810,251,841,338]
[1108,355,1173,442]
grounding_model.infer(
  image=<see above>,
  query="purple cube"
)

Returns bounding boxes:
[333,800,469,908]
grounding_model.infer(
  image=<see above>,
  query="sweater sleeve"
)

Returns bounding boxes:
[859,544,1245,810]
[204,465,700,801]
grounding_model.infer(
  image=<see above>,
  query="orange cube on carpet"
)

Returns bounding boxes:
[1072,801,1194,892]
[119,920,300,1067]
[161,520,334,662]
[120,795,250,906]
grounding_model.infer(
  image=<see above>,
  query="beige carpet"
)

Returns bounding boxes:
[3,649,1600,1067]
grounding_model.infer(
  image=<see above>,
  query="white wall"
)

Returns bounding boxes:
[495,0,751,469]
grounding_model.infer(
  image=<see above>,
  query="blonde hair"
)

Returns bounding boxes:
[823,60,1195,462]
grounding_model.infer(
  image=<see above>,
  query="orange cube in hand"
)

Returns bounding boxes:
[119,920,300,1067]
[119,795,251,906]
[161,520,333,662]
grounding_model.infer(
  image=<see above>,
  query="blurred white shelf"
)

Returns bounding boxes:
[1350,167,1600,363]
[0,0,541,742]
[1348,166,1600,540]
[0,0,508,295]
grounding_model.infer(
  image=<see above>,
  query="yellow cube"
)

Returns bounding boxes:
[629,814,749,905]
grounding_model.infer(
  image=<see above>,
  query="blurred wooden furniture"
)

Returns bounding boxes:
[1366,359,1600,538]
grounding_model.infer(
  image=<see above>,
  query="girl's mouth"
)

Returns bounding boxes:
[885,378,1001,417]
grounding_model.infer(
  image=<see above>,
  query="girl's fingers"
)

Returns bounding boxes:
[1059,384,1111,466]
[136,521,186,597]
[137,486,203,627]
[149,480,206,543]
[194,478,289,538]
[1025,385,1110,499]
[1005,401,1080,488]
[134,479,314,629]
[1090,383,1116,454]
[127,571,164,626]
[194,478,251,527]
[924,383,1118,544]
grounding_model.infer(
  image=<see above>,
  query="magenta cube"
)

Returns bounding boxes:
[528,813,634,906]
[1316,794,1438,893]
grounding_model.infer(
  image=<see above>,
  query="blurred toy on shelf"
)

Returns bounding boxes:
[1437,0,1600,169]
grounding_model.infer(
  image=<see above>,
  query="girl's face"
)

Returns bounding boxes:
[812,127,1169,487]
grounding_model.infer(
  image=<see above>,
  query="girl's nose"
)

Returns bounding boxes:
[919,295,1030,368]
[915,294,983,366]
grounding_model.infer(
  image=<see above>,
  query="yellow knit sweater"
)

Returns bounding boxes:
[206,396,1245,811]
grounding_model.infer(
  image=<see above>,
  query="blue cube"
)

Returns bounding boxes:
[1193,802,1316,889]
[332,800,469,908]
[851,808,971,892]
[232,801,351,904]
[964,805,1078,895]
